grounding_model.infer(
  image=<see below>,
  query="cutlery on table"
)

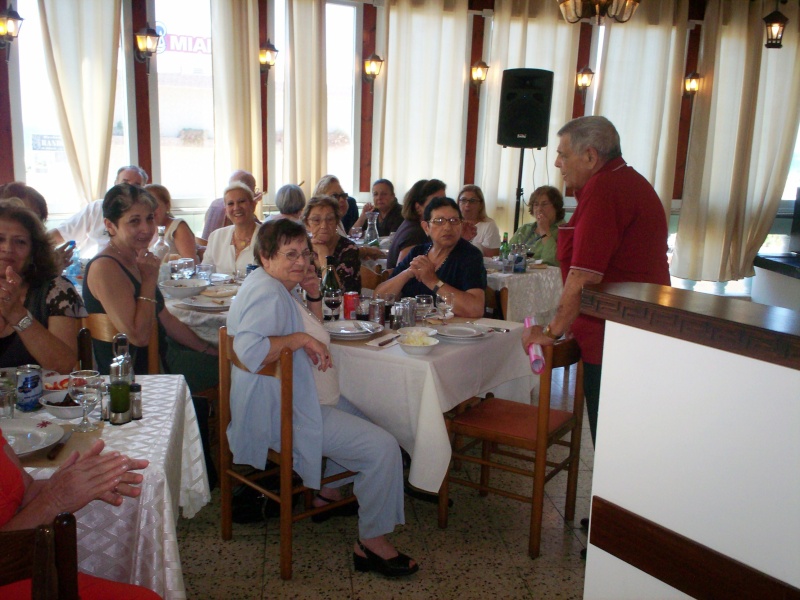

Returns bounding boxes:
[378,335,400,347]
[47,429,73,460]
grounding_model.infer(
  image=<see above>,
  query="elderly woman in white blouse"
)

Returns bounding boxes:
[226,219,418,578]
[201,182,260,276]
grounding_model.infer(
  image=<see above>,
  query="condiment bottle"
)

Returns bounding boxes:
[109,361,131,425]
[130,383,142,420]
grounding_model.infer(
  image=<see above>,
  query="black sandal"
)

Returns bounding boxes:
[353,540,419,577]
[310,494,359,523]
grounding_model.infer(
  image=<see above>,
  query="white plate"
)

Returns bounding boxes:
[398,326,438,336]
[324,320,384,340]
[3,420,64,457]
[436,324,490,341]
[43,374,70,393]
[423,310,454,321]
[177,295,234,311]
[210,273,234,284]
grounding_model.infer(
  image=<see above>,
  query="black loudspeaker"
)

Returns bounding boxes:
[497,68,554,149]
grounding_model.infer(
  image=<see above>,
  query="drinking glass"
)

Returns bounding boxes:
[376,292,396,322]
[436,291,455,318]
[178,258,196,279]
[196,263,214,282]
[69,370,101,433]
[169,259,182,280]
[350,226,363,242]
[323,289,343,321]
[415,294,434,318]
[0,386,14,419]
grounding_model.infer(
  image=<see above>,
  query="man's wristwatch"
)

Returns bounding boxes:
[12,311,34,333]
[432,280,446,295]
[542,324,561,340]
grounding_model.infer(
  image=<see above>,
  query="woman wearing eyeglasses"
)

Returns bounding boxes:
[509,186,565,267]
[375,197,486,318]
[303,196,361,293]
[456,185,502,257]
[226,219,418,577]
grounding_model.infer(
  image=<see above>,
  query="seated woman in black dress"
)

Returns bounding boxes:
[0,201,86,373]
[375,197,486,318]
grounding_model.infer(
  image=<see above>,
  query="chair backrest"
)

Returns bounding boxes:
[536,338,584,438]
[0,513,79,599]
[82,314,160,374]
[360,265,389,291]
[218,326,294,466]
[484,287,509,320]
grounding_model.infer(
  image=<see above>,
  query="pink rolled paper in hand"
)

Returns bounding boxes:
[524,316,545,374]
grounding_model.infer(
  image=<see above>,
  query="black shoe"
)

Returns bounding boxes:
[353,541,419,577]
[580,517,590,530]
[311,494,359,523]
[231,485,266,524]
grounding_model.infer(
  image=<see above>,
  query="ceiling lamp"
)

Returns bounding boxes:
[557,0,641,25]
[763,1,790,49]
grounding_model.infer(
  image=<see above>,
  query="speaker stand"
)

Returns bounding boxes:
[514,148,525,233]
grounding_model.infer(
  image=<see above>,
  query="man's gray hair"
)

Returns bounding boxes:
[115,165,149,185]
[557,116,622,162]
[228,170,257,193]
[275,184,306,215]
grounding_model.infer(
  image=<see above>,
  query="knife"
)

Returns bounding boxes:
[47,430,73,460]
[378,334,400,347]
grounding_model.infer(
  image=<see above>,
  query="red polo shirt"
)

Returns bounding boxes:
[557,157,671,364]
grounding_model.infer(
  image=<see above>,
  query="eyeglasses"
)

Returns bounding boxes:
[307,216,337,226]
[458,197,481,205]
[275,249,314,263]
[428,217,463,227]
[331,192,348,201]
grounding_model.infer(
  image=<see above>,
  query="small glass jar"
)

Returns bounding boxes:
[130,383,142,420]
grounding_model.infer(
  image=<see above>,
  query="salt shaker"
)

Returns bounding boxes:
[130,383,142,420]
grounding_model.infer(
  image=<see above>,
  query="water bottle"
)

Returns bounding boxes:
[65,243,81,286]
[364,213,380,247]
[151,226,170,262]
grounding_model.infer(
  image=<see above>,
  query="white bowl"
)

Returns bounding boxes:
[398,336,439,355]
[159,279,210,299]
[39,394,92,419]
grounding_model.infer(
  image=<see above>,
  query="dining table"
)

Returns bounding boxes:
[330,317,536,493]
[486,263,564,323]
[18,374,210,600]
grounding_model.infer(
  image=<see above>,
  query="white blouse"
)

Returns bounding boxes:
[202,224,261,275]
[472,217,502,251]
[294,298,340,406]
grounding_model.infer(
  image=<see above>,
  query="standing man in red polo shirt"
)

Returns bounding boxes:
[522,116,670,447]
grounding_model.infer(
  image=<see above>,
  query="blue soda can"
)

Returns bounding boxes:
[246,264,258,276]
[16,364,43,412]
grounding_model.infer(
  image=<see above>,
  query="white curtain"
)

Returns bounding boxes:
[37,0,121,205]
[594,0,689,217]
[475,0,581,237]
[282,0,327,198]
[210,0,263,212]
[378,0,470,197]
[671,0,800,281]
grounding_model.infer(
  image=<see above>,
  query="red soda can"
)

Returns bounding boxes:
[343,291,359,320]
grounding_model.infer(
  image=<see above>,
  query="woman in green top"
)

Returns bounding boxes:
[509,186,565,266]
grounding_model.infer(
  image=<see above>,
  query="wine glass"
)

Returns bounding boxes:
[69,370,101,433]
[349,226,363,242]
[436,291,454,319]
[323,289,343,321]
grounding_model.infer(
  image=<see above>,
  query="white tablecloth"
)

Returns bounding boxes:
[330,318,535,492]
[487,266,563,323]
[166,298,227,346]
[26,375,210,600]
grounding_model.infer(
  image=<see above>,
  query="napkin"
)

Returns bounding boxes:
[367,333,399,348]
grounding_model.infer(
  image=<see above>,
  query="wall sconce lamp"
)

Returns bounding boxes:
[259,39,278,76]
[471,60,489,89]
[684,71,701,97]
[134,23,160,74]
[363,53,384,92]
[763,1,790,48]
[0,3,24,63]
[576,66,594,106]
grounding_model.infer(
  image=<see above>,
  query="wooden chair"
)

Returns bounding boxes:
[0,512,79,599]
[360,265,390,291]
[218,326,357,580]
[483,287,509,320]
[81,314,160,374]
[438,338,584,559]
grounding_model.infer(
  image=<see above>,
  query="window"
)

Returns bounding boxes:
[782,126,800,200]
[154,0,215,205]
[17,0,130,217]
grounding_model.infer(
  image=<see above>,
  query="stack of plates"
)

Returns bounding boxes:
[4,420,64,457]
[435,323,490,344]
[324,320,383,340]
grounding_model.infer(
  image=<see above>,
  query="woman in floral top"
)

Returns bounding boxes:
[303,196,361,293]
[0,202,87,372]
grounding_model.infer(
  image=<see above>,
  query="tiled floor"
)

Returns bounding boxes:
[177,366,593,599]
